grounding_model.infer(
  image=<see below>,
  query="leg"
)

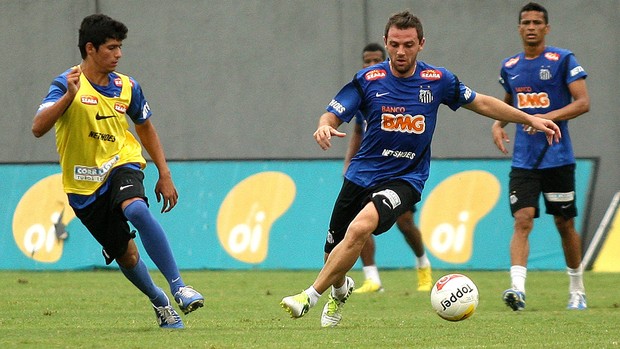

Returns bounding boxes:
[502,207,534,311]
[396,211,432,291]
[122,198,183,292]
[554,216,582,269]
[280,202,377,321]
[510,207,535,268]
[122,198,204,314]
[117,240,185,329]
[353,236,384,293]
[359,236,377,266]
[396,211,425,257]
[314,201,378,294]
[555,216,587,309]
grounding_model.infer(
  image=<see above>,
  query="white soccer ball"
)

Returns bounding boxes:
[430,273,479,321]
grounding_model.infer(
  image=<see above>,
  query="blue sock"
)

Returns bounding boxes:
[119,259,168,307]
[123,200,185,294]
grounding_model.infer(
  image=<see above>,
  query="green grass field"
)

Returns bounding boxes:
[1,269,618,348]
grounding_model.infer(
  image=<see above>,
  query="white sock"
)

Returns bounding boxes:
[362,265,381,285]
[416,253,430,269]
[332,278,352,299]
[567,263,585,294]
[304,286,321,307]
[510,265,527,293]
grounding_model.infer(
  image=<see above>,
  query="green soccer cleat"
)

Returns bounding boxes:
[321,276,354,327]
[280,292,311,318]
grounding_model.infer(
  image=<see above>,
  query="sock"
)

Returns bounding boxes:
[332,277,352,299]
[304,286,321,307]
[510,265,527,293]
[567,263,585,294]
[416,253,430,269]
[119,258,168,306]
[362,265,382,285]
[123,200,184,294]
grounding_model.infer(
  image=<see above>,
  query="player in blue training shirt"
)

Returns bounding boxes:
[344,43,433,295]
[281,10,561,328]
[491,2,590,311]
[32,14,203,329]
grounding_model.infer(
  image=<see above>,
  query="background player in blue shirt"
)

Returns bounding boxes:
[491,2,590,311]
[344,43,432,294]
[281,10,561,327]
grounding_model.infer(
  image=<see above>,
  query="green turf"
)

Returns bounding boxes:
[1,269,618,348]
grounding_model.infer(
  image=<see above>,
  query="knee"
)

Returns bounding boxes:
[513,210,534,234]
[346,221,373,247]
[123,199,149,223]
[116,241,140,269]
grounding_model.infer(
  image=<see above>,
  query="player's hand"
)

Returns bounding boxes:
[66,65,81,97]
[313,125,346,150]
[154,174,178,213]
[529,117,561,145]
[491,122,510,154]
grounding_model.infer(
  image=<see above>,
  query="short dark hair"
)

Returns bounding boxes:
[362,43,386,60]
[78,14,128,59]
[519,2,548,24]
[384,10,424,42]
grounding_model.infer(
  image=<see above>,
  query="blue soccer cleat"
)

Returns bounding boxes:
[502,288,526,311]
[567,292,587,310]
[174,286,205,315]
[153,303,184,329]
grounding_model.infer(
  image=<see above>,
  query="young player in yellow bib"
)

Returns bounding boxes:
[32,14,203,329]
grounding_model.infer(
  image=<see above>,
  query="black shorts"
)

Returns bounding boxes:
[508,164,577,219]
[324,179,420,253]
[72,167,148,264]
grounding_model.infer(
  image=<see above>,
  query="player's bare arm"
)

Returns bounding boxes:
[533,78,590,123]
[314,112,346,151]
[32,66,82,138]
[466,93,561,145]
[491,93,514,154]
[135,119,178,213]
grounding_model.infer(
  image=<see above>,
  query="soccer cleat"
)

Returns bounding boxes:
[502,288,526,311]
[321,276,355,327]
[352,279,383,294]
[417,266,433,292]
[280,292,311,318]
[567,292,587,310]
[153,303,184,329]
[174,286,204,315]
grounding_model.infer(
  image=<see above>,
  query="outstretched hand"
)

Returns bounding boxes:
[530,117,562,145]
[313,125,346,150]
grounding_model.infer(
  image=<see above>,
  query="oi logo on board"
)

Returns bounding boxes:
[420,171,500,263]
[216,172,296,264]
[12,174,75,263]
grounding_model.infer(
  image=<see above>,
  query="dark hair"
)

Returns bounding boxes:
[384,10,424,42]
[362,43,386,60]
[519,2,548,24]
[78,14,128,59]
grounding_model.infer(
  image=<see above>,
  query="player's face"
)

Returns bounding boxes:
[384,27,424,78]
[518,11,549,47]
[362,50,384,68]
[87,38,123,73]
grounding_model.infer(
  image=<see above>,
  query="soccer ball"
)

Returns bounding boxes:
[430,273,479,321]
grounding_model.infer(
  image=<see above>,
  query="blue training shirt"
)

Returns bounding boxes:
[326,60,476,195]
[499,46,587,169]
